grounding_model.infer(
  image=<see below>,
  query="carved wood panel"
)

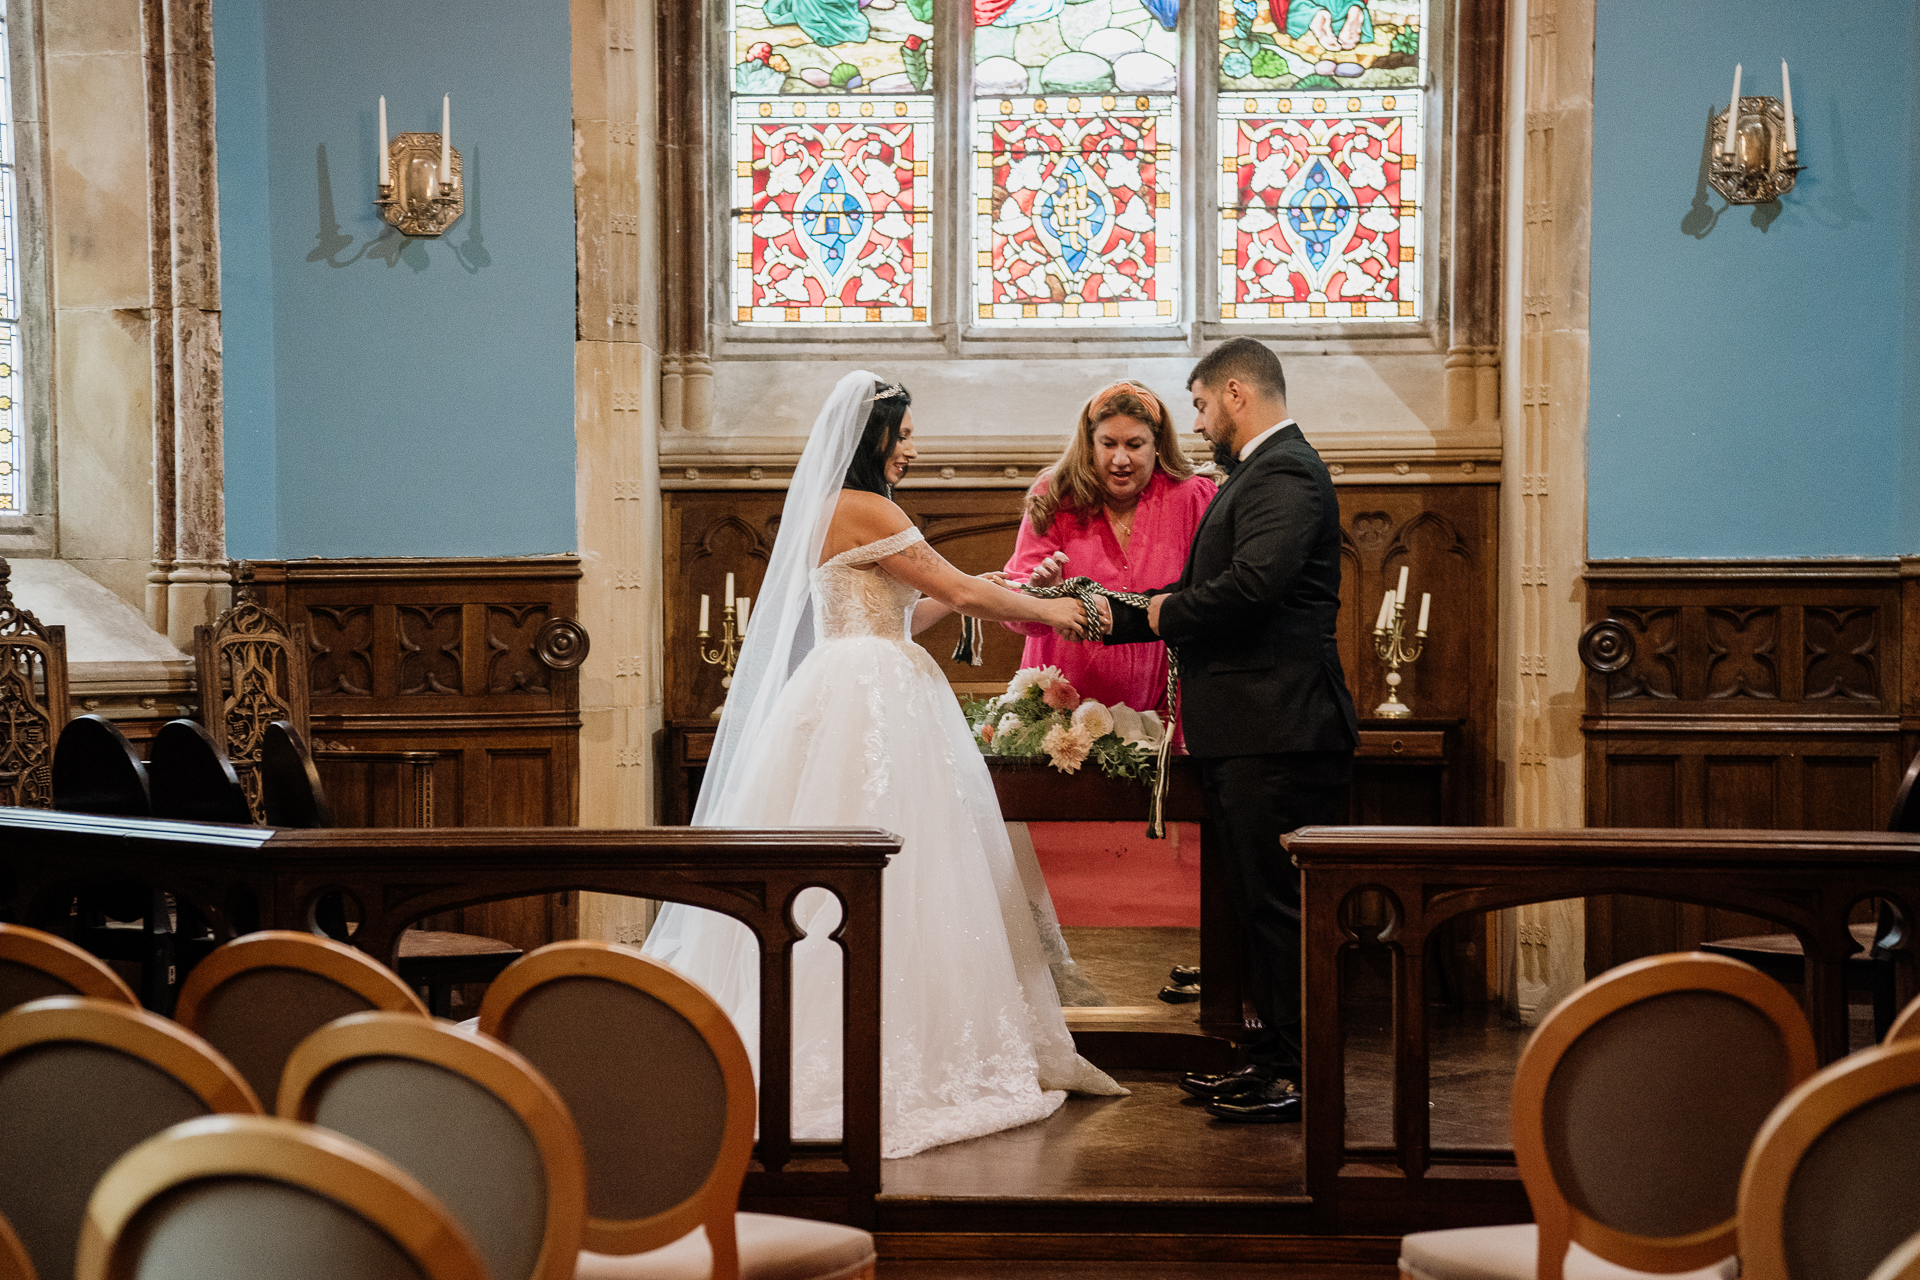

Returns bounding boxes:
[398,605,462,696]
[308,606,374,697]
[1583,564,1911,972]
[664,483,1499,823]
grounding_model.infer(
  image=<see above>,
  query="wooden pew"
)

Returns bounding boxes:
[1288,824,1920,1235]
[0,810,893,1228]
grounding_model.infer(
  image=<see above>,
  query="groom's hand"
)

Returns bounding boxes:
[1147,593,1169,635]
[1093,597,1112,635]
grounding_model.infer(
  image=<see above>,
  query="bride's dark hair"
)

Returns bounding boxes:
[842,380,912,497]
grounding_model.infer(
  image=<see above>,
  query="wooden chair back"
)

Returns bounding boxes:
[1511,952,1817,1280]
[477,941,755,1272]
[1892,748,1920,835]
[51,715,150,817]
[1739,1038,1920,1280]
[1871,1232,1920,1280]
[147,719,252,825]
[280,1011,586,1280]
[0,1213,31,1280]
[260,721,332,829]
[75,1114,486,1280]
[195,567,310,823]
[0,559,68,809]
[0,996,259,1280]
[0,922,138,1013]
[173,931,427,1106]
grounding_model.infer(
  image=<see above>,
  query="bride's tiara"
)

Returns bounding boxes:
[868,381,907,403]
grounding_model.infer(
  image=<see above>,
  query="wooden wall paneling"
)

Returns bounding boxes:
[247,558,586,960]
[902,490,1029,691]
[1582,563,1909,971]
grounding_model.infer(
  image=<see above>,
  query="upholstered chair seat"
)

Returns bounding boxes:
[575,1213,878,1280]
[1400,1225,1739,1280]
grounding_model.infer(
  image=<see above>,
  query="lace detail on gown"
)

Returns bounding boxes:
[645,525,1123,1161]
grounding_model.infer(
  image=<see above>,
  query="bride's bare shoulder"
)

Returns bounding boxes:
[822,489,913,561]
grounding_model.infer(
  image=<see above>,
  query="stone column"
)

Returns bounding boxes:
[656,0,711,435]
[574,0,666,945]
[142,0,227,647]
[1497,0,1593,1022]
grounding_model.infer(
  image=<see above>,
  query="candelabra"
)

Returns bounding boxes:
[1371,597,1427,719]
[698,602,743,719]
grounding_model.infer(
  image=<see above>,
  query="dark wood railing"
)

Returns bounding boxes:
[1289,825,1920,1233]
[0,810,893,1226]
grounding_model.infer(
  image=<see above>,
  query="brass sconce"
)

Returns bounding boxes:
[1708,61,1803,205]
[375,95,463,238]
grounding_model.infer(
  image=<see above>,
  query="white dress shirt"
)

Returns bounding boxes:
[1237,418,1297,461]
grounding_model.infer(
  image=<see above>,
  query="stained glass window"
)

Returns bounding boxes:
[730,0,935,325]
[1216,1,1424,320]
[0,1,19,510]
[972,1,1180,325]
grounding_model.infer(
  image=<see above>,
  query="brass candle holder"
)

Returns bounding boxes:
[698,603,743,719]
[1371,598,1427,719]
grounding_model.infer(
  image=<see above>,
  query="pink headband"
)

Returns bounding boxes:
[1088,381,1165,426]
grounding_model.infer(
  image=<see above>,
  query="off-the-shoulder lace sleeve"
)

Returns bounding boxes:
[828,525,925,566]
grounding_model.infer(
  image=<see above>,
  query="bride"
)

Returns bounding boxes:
[645,370,1125,1159]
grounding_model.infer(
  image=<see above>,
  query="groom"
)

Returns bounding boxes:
[1099,338,1358,1122]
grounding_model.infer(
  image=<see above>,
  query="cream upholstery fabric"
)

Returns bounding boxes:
[193,968,378,1103]
[124,1176,428,1280]
[574,1212,874,1280]
[1399,1225,1739,1280]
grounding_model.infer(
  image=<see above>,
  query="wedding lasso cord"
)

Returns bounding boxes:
[1010,575,1180,840]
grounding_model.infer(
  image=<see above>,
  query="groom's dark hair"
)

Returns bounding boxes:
[1188,338,1287,402]
[843,380,913,497]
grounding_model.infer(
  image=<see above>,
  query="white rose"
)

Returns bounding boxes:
[1005,665,1061,700]
[1108,704,1143,743]
[1071,700,1116,740]
[997,712,1023,736]
[1135,711,1166,746]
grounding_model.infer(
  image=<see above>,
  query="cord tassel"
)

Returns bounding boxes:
[950,614,985,666]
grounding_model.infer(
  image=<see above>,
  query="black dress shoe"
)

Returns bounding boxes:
[1206,1078,1303,1123]
[1179,1063,1274,1100]
[1169,964,1200,985]
[1157,983,1201,1004]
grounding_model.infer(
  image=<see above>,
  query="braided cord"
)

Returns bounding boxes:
[1021,576,1179,839]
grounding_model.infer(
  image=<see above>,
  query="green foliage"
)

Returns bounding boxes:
[1250,49,1288,79]
[964,689,1158,789]
[906,0,933,18]
[829,61,862,88]
[1390,24,1420,55]
[1295,74,1339,88]
[903,41,930,91]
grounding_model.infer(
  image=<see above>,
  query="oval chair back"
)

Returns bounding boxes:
[478,941,876,1280]
[173,931,427,1107]
[260,721,332,829]
[51,714,149,817]
[1509,953,1817,1280]
[75,1114,486,1280]
[147,719,252,825]
[1740,1038,1920,1280]
[280,1011,586,1280]
[0,996,258,1280]
[0,922,137,1014]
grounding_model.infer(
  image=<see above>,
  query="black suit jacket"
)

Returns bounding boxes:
[1105,422,1359,759]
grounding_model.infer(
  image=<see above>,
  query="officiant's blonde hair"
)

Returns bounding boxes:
[1026,381,1194,535]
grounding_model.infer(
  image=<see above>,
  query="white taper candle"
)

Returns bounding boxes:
[1395,565,1409,606]
[725,573,735,606]
[1376,591,1394,631]
[378,96,389,186]
[1724,64,1741,155]
[699,594,710,634]
[1781,59,1796,152]
[440,95,451,184]
[1416,592,1431,634]
[738,597,750,635]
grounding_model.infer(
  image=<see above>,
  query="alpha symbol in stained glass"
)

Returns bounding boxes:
[1034,157,1107,274]
[798,163,867,279]
[1283,158,1354,271]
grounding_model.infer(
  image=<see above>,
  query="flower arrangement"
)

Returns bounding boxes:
[963,665,1165,783]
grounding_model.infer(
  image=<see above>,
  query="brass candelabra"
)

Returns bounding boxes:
[1371,598,1427,719]
[698,603,743,719]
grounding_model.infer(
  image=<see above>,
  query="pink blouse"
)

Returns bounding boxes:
[1001,469,1216,720]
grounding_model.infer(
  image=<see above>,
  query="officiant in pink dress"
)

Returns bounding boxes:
[1001,380,1215,730]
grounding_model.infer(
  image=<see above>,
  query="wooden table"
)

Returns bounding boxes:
[0,809,895,1227]
[1288,825,1920,1234]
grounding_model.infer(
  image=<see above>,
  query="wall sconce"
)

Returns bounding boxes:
[375,95,463,237]
[1708,60,1803,205]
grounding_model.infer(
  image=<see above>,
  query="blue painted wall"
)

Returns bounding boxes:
[214,0,576,559]
[1589,1,1916,559]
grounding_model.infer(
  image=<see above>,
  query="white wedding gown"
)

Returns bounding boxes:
[645,526,1123,1159]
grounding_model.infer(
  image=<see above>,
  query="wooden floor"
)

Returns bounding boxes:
[873,928,1532,1266]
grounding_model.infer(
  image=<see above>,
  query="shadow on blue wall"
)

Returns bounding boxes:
[307,143,491,275]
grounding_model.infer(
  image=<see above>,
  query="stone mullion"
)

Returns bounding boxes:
[140,0,175,633]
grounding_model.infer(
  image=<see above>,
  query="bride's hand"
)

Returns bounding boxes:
[1042,597,1090,642]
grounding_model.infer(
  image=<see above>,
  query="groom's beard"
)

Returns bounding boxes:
[1212,438,1239,473]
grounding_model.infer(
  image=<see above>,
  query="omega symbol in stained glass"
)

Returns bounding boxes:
[734,97,932,324]
[974,98,1179,324]
[1218,91,1420,319]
